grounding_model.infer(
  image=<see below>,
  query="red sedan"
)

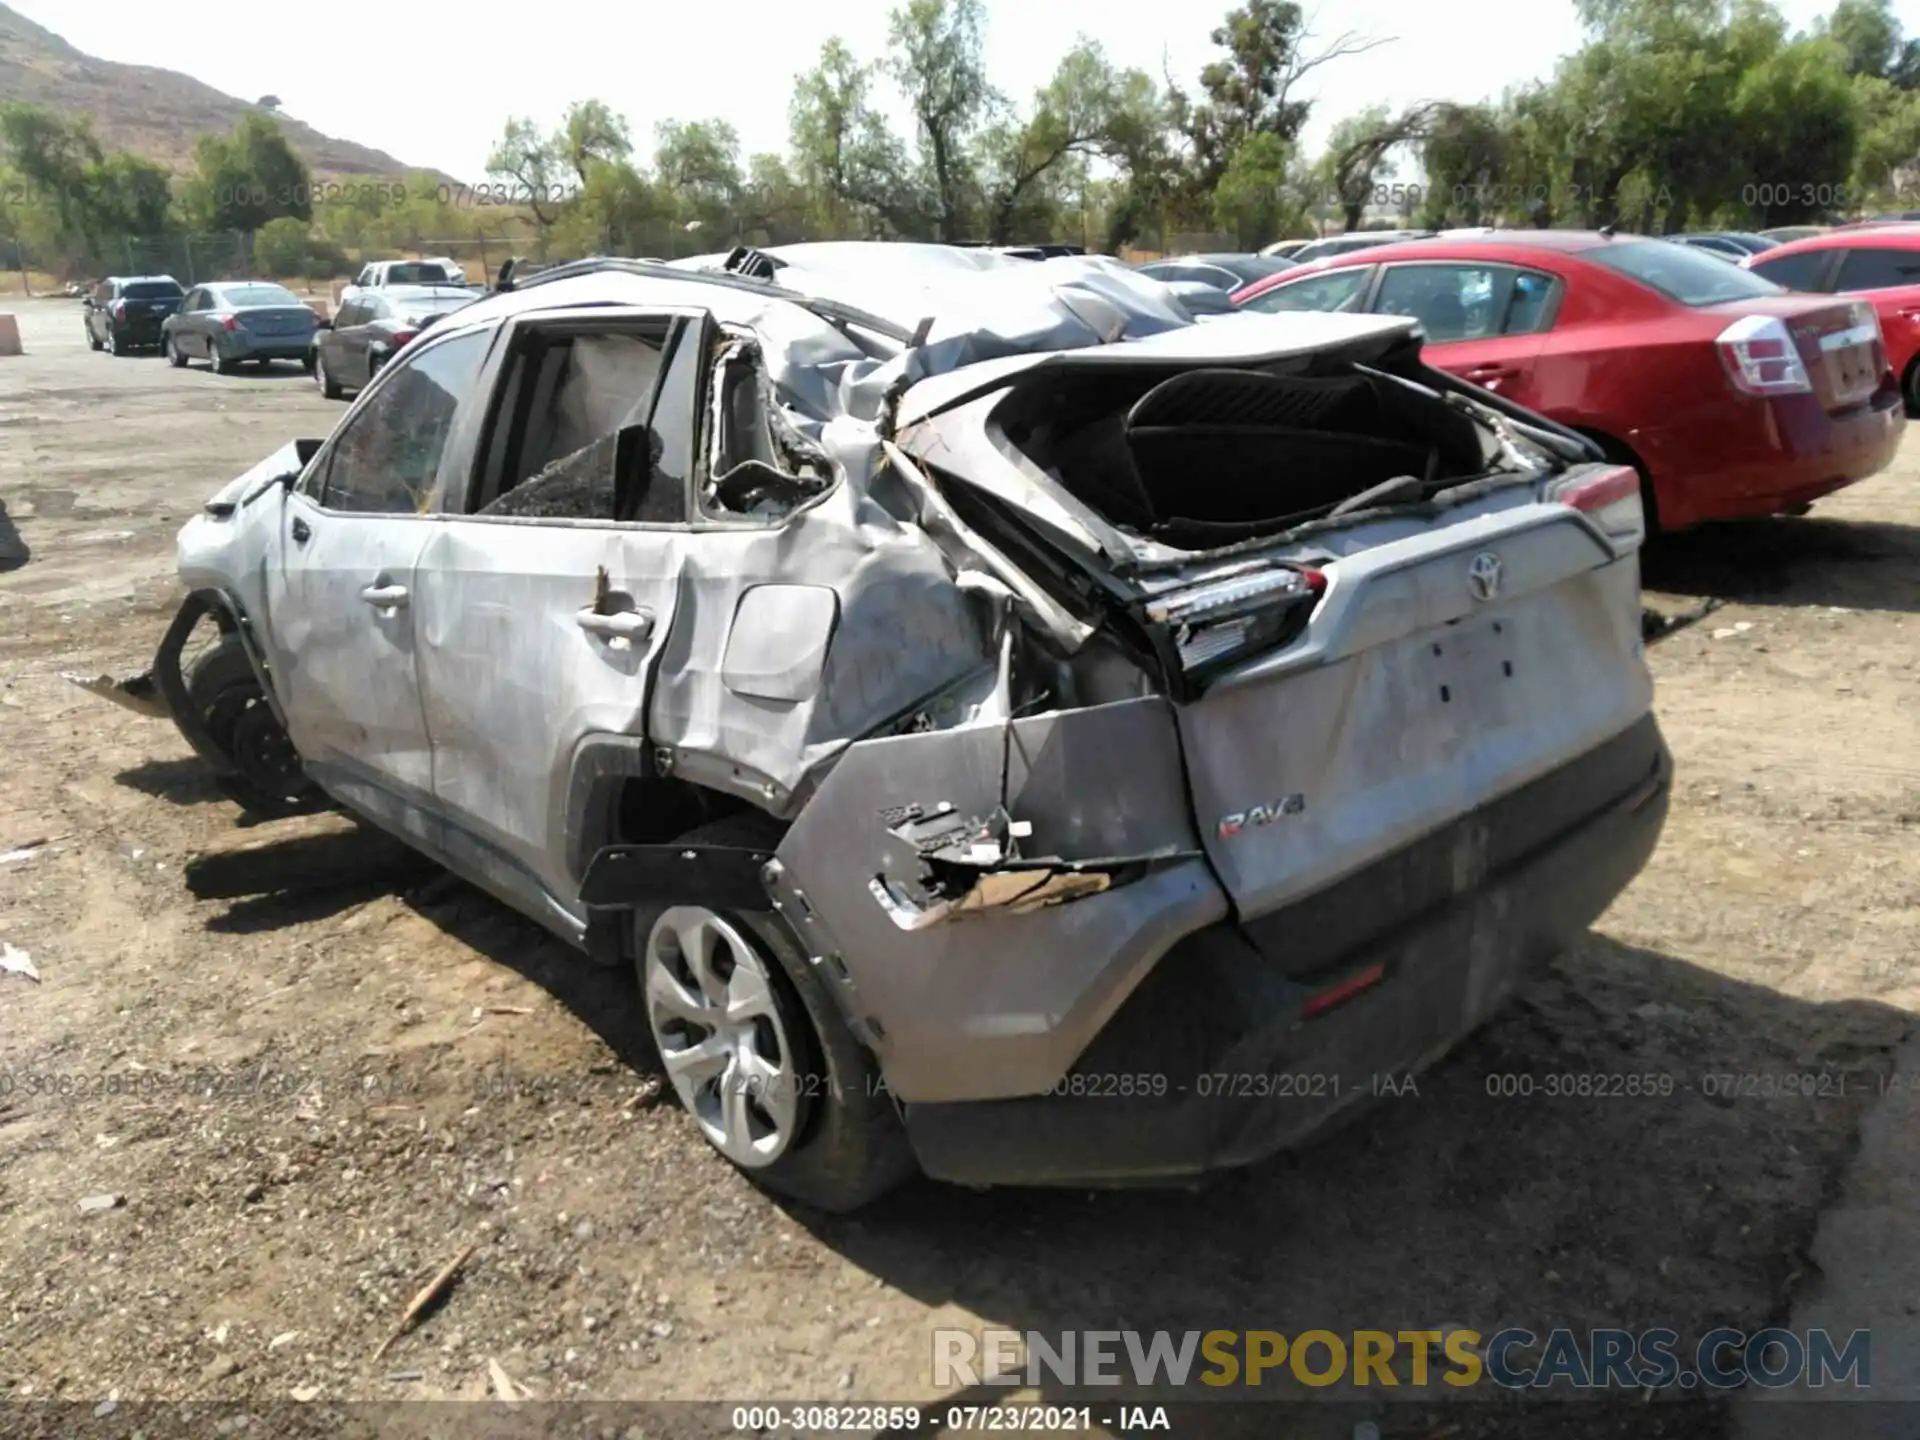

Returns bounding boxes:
[1230,232,1905,531]
[1739,224,1920,413]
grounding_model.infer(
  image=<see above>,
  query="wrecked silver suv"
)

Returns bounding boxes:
[82,242,1670,1210]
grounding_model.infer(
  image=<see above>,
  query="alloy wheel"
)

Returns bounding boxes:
[642,907,804,1169]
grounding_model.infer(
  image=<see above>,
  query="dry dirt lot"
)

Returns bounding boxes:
[2,295,1919,1439]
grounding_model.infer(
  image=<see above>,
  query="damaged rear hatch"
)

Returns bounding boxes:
[892,311,1658,957]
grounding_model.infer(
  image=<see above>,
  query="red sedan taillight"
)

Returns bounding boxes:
[1716,315,1812,395]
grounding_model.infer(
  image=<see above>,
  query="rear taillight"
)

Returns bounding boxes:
[112,301,125,320]
[221,314,237,331]
[1546,463,1644,543]
[1716,314,1811,395]
[390,330,418,347]
[1145,565,1325,678]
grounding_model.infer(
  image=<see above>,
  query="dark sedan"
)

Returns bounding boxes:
[1672,232,1780,260]
[84,275,185,355]
[311,284,477,399]
[162,282,320,373]
[1134,252,1297,291]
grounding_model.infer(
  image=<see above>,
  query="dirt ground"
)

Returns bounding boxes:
[3,293,1919,1439]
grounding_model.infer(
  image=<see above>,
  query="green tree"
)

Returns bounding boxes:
[84,152,172,237]
[560,100,632,185]
[888,0,998,241]
[654,118,743,239]
[0,102,98,238]
[1212,131,1297,245]
[976,39,1165,244]
[184,113,312,232]
[486,117,567,229]
[789,37,925,237]
[1418,103,1511,226]
[1177,0,1389,202]
[1319,103,1438,231]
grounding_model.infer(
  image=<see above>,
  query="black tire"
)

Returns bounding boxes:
[301,351,316,376]
[105,327,121,357]
[86,324,102,352]
[184,637,323,818]
[255,356,273,370]
[1575,426,1660,539]
[1904,357,1920,417]
[210,342,235,376]
[165,336,188,368]
[636,813,916,1213]
[315,351,343,400]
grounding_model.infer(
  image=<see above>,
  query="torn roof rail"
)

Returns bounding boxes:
[501,254,919,347]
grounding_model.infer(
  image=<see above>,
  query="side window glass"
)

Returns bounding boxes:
[1241,267,1371,314]
[1375,265,1503,343]
[321,329,491,515]
[1503,271,1557,335]
[1836,248,1920,291]
[478,323,676,522]
[1752,249,1834,291]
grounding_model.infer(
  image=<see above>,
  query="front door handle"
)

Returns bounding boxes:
[575,607,654,642]
[290,515,311,543]
[361,582,409,609]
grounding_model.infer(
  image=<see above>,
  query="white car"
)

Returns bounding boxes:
[339,257,472,308]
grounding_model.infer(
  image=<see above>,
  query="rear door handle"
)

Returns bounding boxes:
[1463,364,1520,381]
[290,516,311,543]
[576,607,654,642]
[361,582,409,609]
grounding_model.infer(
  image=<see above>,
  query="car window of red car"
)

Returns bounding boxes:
[1749,248,1834,291]
[1503,271,1557,334]
[1375,264,1507,342]
[1239,267,1372,314]
[1834,248,1920,291]
[1585,239,1783,305]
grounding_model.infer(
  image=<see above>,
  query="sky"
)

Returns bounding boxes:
[15,0,1853,185]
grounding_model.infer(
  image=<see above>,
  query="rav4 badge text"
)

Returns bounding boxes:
[1217,794,1306,839]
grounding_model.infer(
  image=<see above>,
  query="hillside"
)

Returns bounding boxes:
[0,3,456,183]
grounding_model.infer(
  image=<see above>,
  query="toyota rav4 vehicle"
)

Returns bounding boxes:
[75,243,1671,1211]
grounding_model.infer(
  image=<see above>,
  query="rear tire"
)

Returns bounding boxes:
[636,813,915,1213]
[210,343,235,376]
[87,324,102,352]
[185,637,323,818]
[165,336,187,368]
[315,352,343,400]
[105,327,120,357]
[1904,357,1920,417]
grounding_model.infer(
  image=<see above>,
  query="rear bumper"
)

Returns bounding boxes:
[1645,387,1904,529]
[111,319,168,346]
[903,715,1671,1188]
[223,335,315,361]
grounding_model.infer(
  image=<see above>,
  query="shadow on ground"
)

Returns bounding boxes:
[114,757,230,807]
[0,496,27,573]
[1644,514,1920,615]
[145,777,1911,1440]
[801,937,1912,1440]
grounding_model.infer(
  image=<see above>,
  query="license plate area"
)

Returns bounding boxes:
[1824,345,1877,406]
